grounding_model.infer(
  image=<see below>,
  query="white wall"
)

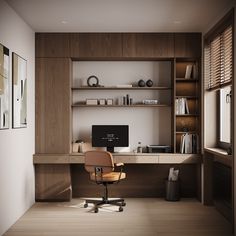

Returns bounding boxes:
[0,1,35,235]
[234,3,236,235]
[73,61,172,151]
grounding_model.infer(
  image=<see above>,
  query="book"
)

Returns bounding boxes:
[192,65,198,79]
[86,99,98,105]
[184,98,189,114]
[185,65,193,79]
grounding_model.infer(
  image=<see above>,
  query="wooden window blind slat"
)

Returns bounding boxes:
[204,25,232,91]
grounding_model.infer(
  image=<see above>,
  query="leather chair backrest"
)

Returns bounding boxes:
[84,150,114,173]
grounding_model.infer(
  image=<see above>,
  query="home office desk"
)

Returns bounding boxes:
[33,153,201,201]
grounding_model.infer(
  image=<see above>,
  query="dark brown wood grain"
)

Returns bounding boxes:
[35,164,71,201]
[35,58,72,153]
[70,33,123,58]
[174,33,202,58]
[71,164,198,198]
[36,33,70,58]
[123,33,174,58]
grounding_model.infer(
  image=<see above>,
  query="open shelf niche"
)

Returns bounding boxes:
[72,60,173,152]
[174,58,201,154]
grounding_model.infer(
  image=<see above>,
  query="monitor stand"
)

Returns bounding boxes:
[107,147,114,153]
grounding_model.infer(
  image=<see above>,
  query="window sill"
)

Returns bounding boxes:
[204,147,232,167]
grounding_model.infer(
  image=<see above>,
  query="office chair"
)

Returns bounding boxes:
[84,150,126,213]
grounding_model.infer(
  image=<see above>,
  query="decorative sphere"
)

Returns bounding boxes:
[146,79,153,87]
[138,79,145,87]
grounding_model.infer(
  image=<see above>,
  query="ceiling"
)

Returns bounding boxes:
[6,0,234,32]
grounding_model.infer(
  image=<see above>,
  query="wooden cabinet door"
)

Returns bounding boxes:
[36,58,71,153]
[70,33,123,58]
[174,33,202,58]
[123,33,174,58]
[36,33,70,57]
[35,164,72,201]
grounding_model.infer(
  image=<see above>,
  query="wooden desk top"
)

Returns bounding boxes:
[33,153,201,164]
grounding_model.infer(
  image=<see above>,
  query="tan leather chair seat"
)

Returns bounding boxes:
[90,172,126,182]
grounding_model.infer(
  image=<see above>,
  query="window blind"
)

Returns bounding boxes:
[204,25,232,91]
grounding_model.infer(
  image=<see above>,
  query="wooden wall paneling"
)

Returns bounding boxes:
[35,164,72,201]
[203,152,214,205]
[123,33,174,58]
[171,60,175,152]
[176,82,198,96]
[70,33,123,58]
[174,33,202,58]
[176,116,198,132]
[35,33,70,58]
[71,164,197,198]
[35,58,72,153]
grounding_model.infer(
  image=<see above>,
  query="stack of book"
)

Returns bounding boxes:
[180,133,198,154]
[175,98,189,114]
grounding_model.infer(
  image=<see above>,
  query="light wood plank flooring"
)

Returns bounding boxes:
[4,198,233,236]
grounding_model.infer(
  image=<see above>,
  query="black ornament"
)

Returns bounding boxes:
[138,79,145,87]
[87,75,99,87]
[146,79,153,87]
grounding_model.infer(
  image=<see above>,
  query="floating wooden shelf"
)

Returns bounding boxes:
[175,95,198,99]
[175,114,199,117]
[72,104,170,108]
[176,78,198,82]
[72,86,172,90]
[175,131,198,134]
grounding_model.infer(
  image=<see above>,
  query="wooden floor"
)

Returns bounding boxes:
[4,198,233,236]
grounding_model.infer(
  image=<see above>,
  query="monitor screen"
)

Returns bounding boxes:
[92,125,129,152]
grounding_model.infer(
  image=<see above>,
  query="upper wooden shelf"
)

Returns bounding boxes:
[71,86,172,91]
[72,104,171,108]
[176,114,199,117]
[176,78,198,82]
[175,95,198,99]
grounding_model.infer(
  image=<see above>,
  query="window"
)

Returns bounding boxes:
[219,86,231,145]
[204,9,233,150]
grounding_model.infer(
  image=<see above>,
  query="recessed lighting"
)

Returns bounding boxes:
[61,20,68,24]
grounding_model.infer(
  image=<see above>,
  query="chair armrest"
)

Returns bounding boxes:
[115,162,124,167]
[115,163,124,183]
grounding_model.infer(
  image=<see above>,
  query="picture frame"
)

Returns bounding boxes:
[0,43,10,129]
[12,52,27,128]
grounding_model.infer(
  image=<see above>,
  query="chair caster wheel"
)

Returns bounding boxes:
[94,207,98,213]
[119,206,123,212]
[121,202,126,206]
[84,203,88,208]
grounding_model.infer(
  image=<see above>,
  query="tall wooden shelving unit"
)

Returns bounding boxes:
[174,58,201,154]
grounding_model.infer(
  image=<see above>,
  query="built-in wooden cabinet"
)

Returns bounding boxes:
[35,164,71,201]
[35,33,70,58]
[70,33,123,58]
[35,32,202,201]
[174,33,202,58]
[123,33,174,58]
[35,33,201,59]
[35,58,72,153]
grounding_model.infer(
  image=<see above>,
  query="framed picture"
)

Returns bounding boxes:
[0,43,10,129]
[12,52,27,128]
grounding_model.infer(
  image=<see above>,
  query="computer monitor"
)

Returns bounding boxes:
[92,125,129,152]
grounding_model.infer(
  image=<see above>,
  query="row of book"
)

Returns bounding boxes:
[180,133,199,154]
[175,98,189,114]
